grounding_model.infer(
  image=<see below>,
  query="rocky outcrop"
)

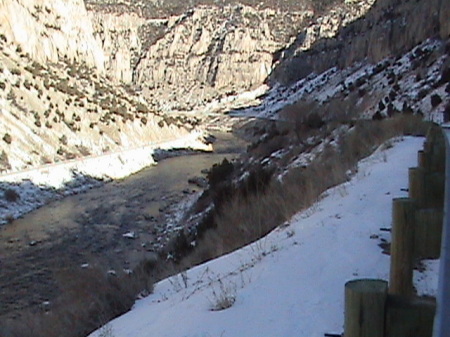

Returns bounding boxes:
[270,0,449,85]
[89,11,146,83]
[0,0,105,71]
[84,0,380,111]
[86,4,313,111]
[133,5,309,110]
[0,37,202,172]
[0,0,378,112]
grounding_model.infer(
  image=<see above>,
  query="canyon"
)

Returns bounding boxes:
[1,0,448,174]
[0,0,449,336]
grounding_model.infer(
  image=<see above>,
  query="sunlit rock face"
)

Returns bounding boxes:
[0,0,105,71]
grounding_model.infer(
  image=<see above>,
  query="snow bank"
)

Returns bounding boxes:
[90,136,440,337]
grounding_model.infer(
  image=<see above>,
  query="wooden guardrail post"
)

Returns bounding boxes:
[424,172,445,208]
[389,198,416,296]
[408,168,444,209]
[418,150,427,169]
[433,126,450,337]
[386,295,436,337]
[409,167,425,207]
[414,209,443,259]
[344,279,388,337]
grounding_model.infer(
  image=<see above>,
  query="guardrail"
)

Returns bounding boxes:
[433,125,450,337]
[344,125,448,337]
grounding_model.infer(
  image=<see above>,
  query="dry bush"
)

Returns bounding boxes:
[208,278,236,311]
[249,133,290,159]
[4,188,19,202]
[188,115,431,262]
[0,150,11,171]
[278,100,323,136]
[3,133,12,144]
[1,263,155,337]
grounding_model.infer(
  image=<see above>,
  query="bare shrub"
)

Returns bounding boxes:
[3,133,12,144]
[189,115,430,262]
[0,150,11,171]
[1,262,155,337]
[207,158,234,188]
[76,145,91,156]
[208,278,236,311]
[4,188,19,202]
[430,94,442,108]
[10,68,21,76]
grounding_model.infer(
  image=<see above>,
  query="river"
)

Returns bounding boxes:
[0,132,247,318]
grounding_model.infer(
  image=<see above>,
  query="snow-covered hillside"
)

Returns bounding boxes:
[232,39,449,123]
[90,136,439,337]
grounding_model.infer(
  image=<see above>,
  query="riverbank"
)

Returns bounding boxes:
[0,130,212,225]
[0,130,246,321]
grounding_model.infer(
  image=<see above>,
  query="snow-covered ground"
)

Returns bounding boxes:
[90,136,440,337]
[0,131,212,224]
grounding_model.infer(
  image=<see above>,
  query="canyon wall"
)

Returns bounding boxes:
[87,4,314,111]
[0,0,105,71]
[270,0,450,85]
[1,0,448,104]
[86,0,377,111]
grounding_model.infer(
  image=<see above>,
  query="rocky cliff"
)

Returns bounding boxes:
[1,0,448,110]
[0,0,449,171]
[0,0,105,71]
[87,3,315,111]
[86,0,377,111]
[270,0,450,85]
[88,11,146,83]
[0,0,386,113]
[0,35,200,172]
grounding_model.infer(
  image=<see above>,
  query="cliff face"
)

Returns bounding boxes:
[86,1,377,111]
[86,4,315,111]
[0,0,383,112]
[0,0,105,71]
[270,0,450,85]
[88,11,146,83]
[1,0,448,108]
[133,5,310,111]
[0,34,198,172]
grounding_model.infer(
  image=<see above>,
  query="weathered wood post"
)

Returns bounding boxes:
[409,167,425,207]
[386,295,436,337]
[429,139,446,173]
[433,126,450,337]
[344,279,388,337]
[415,209,443,259]
[389,198,416,296]
[424,172,445,208]
[418,150,427,169]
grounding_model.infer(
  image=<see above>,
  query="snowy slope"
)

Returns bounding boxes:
[231,39,448,123]
[90,136,439,337]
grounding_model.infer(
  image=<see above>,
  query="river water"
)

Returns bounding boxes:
[0,132,247,317]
